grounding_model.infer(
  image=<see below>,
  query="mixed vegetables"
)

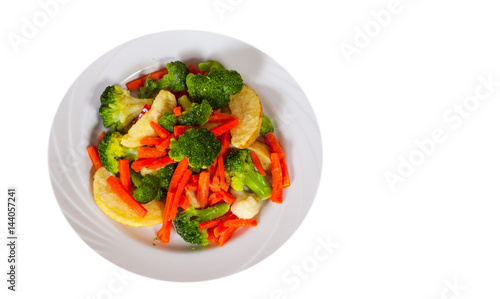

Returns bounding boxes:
[87,59,290,247]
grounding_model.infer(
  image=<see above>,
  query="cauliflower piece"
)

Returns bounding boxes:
[230,190,262,219]
[121,90,177,148]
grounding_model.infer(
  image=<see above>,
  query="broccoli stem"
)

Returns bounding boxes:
[244,171,272,200]
[196,203,230,222]
[178,95,192,111]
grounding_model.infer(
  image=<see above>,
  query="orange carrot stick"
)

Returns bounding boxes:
[208,192,222,206]
[210,118,239,137]
[213,213,237,238]
[270,153,283,203]
[197,171,210,208]
[199,219,223,230]
[168,158,189,192]
[208,112,238,123]
[174,106,182,117]
[147,156,176,170]
[265,132,290,188]
[150,121,169,138]
[140,137,165,146]
[87,146,102,170]
[219,189,235,205]
[169,169,192,219]
[130,158,157,172]
[224,219,257,227]
[157,219,172,243]
[174,125,197,137]
[217,154,229,191]
[137,147,167,159]
[218,226,238,247]
[98,131,106,143]
[250,151,266,176]
[155,134,173,152]
[119,159,131,192]
[179,195,190,210]
[106,176,147,217]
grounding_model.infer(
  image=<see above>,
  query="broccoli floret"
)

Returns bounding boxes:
[198,60,225,73]
[133,176,163,204]
[129,169,143,188]
[156,163,176,191]
[186,69,243,109]
[173,203,230,246]
[225,149,272,200]
[260,115,274,136]
[99,85,153,132]
[159,112,177,132]
[98,131,138,174]
[169,128,221,169]
[138,61,190,98]
[178,99,213,126]
[131,163,175,203]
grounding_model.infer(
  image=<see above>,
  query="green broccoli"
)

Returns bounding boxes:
[260,115,275,136]
[99,85,153,132]
[169,128,221,169]
[131,163,175,203]
[159,111,177,132]
[178,99,213,126]
[133,176,163,204]
[156,163,176,191]
[198,60,225,73]
[138,61,191,98]
[225,149,272,200]
[173,203,230,246]
[129,168,143,188]
[186,66,243,109]
[98,131,138,174]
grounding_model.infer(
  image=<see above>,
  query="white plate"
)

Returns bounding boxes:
[48,30,322,282]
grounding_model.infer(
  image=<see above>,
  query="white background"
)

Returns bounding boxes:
[2,0,500,298]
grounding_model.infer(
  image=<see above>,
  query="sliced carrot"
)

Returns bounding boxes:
[210,118,239,137]
[218,227,238,247]
[185,182,198,191]
[218,131,231,159]
[174,106,182,117]
[168,158,189,193]
[157,219,172,243]
[208,112,238,123]
[130,158,157,172]
[270,153,283,203]
[199,219,222,231]
[219,189,235,205]
[250,151,267,176]
[146,156,176,170]
[140,137,165,146]
[106,176,147,217]
[169,169,192,219]
[150,121,169,138]
[213,213,237,238]
[163,191,175,224]
[208,192,222,206]
[264,132,284,158]
[217,154,229,191]
[119,159,131,192]
[126,68,168,91]
[265,132,290,188]
[224,219,257,227]
[280,156,290,188]
[179,195,190,210]
[189,173,200,184]
[174,125,197,137]
[155,134,173,152]
[98,131,106,143]
[137,147,167,159]
[207,228,218,244]
[207,158,218,174]
[197,171,210,208]
[210,175,221,193]
[87,146,102,170]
